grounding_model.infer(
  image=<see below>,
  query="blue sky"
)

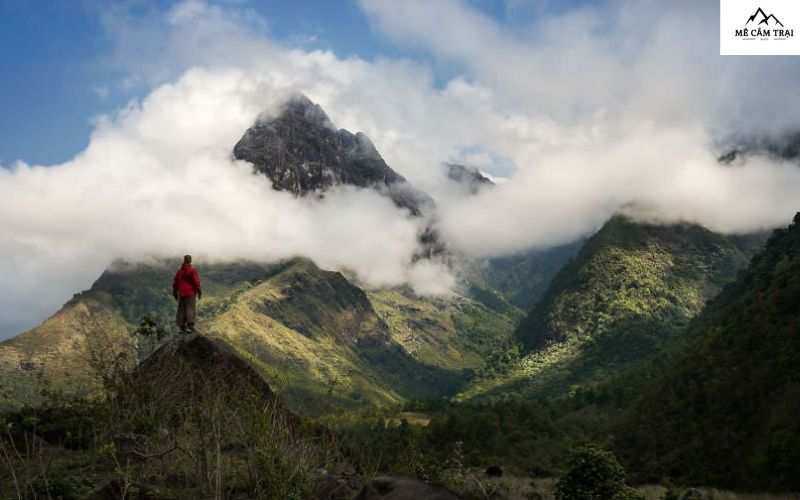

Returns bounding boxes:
[0,0,554,166]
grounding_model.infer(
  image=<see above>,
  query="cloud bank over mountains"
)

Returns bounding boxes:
[1,0,800,337]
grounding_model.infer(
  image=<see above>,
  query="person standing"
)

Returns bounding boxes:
[173,254,202,334]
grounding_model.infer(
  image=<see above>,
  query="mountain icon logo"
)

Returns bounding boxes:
[745,7,784,27]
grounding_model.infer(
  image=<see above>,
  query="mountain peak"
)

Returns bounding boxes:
[270,93,336,130]
[233,95,433,215]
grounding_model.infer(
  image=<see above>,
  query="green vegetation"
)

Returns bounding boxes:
[203,259,513,414]
[618,213,800,492]
[368,288,518,372]
[554,445,644,500]
[462,215,759,402]
[517,215,753,352]
[327,400,568,478]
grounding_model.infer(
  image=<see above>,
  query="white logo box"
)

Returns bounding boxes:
[721,0,800,55]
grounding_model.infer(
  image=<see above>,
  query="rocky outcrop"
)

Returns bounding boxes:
[133,333,288,416]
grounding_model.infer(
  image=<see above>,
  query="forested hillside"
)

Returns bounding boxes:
[618,213,800,492]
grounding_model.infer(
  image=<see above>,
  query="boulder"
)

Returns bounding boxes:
[485,465,503,477]
[680,488,710,500]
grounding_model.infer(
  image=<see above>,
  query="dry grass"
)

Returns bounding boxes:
[386,411,432,427]
[637,484,800,500]
[445,477,800,500]
[1,334,341,499]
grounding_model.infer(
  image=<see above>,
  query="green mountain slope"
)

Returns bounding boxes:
[1,258,517,414]
[0,292,134,407]
[460,215,761,402]
[618,213,800,492]
[368,288,519,372]
[202,259,480,413]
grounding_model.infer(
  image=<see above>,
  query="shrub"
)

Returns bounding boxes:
[555,445,643,500]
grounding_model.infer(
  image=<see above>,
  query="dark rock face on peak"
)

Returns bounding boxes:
[718,130,800,164]
[233,94,433,215]
[445,163,493,194]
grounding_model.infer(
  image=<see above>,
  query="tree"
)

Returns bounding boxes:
[133,316,169,355]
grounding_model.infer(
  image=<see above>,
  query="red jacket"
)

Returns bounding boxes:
[173,263,202,298]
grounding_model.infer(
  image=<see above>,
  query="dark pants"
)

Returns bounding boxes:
[176,295,197,332]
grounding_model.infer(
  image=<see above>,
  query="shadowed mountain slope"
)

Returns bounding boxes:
[477,241,584,312]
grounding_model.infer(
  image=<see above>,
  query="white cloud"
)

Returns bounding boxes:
[1,0,800,337]
[0,66,447,337]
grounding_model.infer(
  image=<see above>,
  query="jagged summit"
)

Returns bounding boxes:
[233,93,433,215]
[268,93,336,130]
[445,163,493,194]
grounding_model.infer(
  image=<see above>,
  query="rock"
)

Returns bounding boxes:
[311,472,361,500]
[18,361,38,371]
[88,478,155,499]
[484,465,503,477]
[680,488,709,500]
[354,476,461,499]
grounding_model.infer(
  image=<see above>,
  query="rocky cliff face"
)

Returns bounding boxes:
[233,94,434,215]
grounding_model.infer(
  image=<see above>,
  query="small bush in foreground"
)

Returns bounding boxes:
[555,445,644,500]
